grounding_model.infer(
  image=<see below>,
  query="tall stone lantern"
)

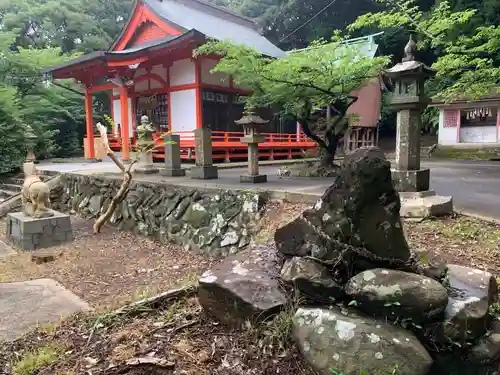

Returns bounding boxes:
[384,35,452,217]
[235,111,268,183]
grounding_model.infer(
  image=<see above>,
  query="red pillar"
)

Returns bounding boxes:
[120,86,131,161]
[84,89,95,159]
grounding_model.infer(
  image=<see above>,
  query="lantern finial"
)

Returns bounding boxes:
[402,34,417,62]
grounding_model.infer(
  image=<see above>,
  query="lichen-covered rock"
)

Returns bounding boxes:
[198,245,287,326]
[425,264,498,344]
[293,307,433,375]
[345,268,448,322]
[50,174,264,256]
[275,147,411,277]
[468,322,500,366]
[280,257,344,302]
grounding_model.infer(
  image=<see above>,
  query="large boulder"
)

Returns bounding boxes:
[275,147,411,276]
[293,307,433,375]
[345,268,448,323]
[280,257,344,303]
[425,264,498,343]
[198,244,287,326]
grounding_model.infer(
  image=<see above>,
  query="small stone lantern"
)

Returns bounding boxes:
[235,111,268,183]
[383,34,436,192]
[135,115,159,174]
[25,125,37,163]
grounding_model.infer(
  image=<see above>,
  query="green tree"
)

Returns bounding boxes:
[0,0,133,53]
[0,85,28,174]
[196,38,389,166]
[347,0,500,101]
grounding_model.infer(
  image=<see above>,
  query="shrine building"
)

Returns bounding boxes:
[43,0,383,162]
[431,96,500,146]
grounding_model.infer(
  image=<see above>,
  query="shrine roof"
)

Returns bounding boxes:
[290,32,383,58]
[112,0,285,58]
[42,31,202,77]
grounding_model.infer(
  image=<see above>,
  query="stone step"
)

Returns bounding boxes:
[0,183,21,193]
[4,177,24,185]
[0,189,15,198]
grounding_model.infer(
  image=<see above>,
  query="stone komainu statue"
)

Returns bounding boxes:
[22,162,54,218]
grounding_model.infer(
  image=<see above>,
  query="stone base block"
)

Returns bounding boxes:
[240,174,267,183]
[6,211,73,251]
[400,191,453,218]
[392,168,430,192]
[135,165,159,174]
[191,165,218,180]
[160,168,186,177]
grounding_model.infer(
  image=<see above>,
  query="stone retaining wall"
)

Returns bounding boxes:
[50,174,266,256]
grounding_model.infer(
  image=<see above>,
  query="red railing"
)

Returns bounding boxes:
[98,130,317,161]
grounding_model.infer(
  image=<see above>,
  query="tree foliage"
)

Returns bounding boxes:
[196,39,389,164]
[0,0,132,53]
[0,0,132,173]
[347,0,500,101]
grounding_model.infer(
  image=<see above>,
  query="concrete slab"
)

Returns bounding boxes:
[0,279,90,342]
[400,191,453,218]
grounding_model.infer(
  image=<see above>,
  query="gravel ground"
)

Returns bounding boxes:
[1,204,499,375]
[0,216,217,311]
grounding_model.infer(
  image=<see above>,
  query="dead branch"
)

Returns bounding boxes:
[96,122,125,173]
[93,123,136,234]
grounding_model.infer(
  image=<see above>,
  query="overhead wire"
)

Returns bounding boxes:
[278,0,339,43]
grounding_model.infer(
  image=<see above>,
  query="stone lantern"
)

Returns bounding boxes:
[235,111,268,183]
[135,115,159,174]
[25,125,37,163]
[383,35,452,217]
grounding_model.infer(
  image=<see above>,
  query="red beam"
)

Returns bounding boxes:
[87,82,117,94]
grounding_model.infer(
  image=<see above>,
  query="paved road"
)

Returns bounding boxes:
[38,158,500,220]
[425,159,500,220]
[250,160,500,221]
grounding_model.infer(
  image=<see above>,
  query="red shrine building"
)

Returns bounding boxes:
[43,0,382,162]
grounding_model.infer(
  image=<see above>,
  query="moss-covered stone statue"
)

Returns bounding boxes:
[135,115,159,174]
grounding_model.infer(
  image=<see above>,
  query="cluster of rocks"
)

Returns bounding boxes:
[50,174,264,256]
[197,148,500,375]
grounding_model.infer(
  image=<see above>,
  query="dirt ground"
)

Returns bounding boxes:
[2,203,500,375]
[0,217,217,311]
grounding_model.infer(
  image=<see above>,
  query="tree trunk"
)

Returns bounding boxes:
[93,122,136,235]
[320,132,341,167]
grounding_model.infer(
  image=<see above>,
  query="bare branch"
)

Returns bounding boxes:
[96,122,125,172]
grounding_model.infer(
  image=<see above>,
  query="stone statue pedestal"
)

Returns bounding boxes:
[6,211,73,251]
[135,141,159,174]
[191,128,218,180]
[160,134,186,177]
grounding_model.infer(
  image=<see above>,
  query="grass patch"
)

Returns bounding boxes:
[427,217,500,248]
[12,346,61,375]
[432,146,500,160]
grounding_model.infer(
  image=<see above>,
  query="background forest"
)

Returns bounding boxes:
[0,0,496,172]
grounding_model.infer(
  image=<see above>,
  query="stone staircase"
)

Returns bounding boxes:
[0,172,54,203]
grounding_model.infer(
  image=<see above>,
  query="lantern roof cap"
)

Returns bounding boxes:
[384,34,436,78]
[235,111,269,125]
